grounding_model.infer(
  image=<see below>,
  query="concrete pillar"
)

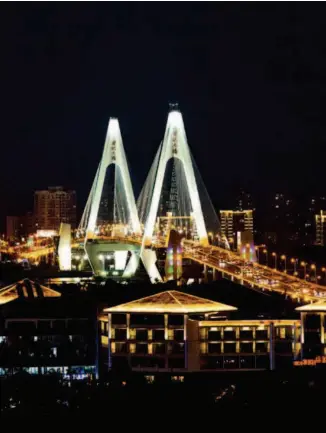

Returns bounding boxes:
[320,313,325,345]
[108,313,112,368]
[126,313,130,339]
[203,264,208,283]
[212,267,217,281]
[269,323,275,370]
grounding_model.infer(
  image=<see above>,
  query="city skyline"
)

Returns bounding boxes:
[0,4,326,228]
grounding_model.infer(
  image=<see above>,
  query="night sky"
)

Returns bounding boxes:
[0,3,325,229]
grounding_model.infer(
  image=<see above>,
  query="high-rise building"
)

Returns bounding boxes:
[6,213,36,241]
[34,187,76,231]
[315,210,326,246]
[220,210,254,249]
[6,216,21,241]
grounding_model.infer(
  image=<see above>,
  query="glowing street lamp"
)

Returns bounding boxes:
[300,261,307,280]
[281,254,287,272]
[272,252,277,270]
[310,264,317,281]
[290,258,297,274]
[320,266,326,285]
[255,246,260,263]
[263,249,268,266]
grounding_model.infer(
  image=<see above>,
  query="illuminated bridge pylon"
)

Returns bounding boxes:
[79,117,141,277]
[137,105,226,282]
[138,105,225,248]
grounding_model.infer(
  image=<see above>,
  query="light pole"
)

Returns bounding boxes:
[322,267,326,285]
[281,254,287,272]
[310,264,317,282]
[255,246,260,263]
[263,249,268,266]
[300,261,307,280]
[290,258,297,275]
[272,252,277,270]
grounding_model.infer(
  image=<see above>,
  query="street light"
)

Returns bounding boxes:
[322,267,326,284]
[263,249,268,266]
[290,258,297,274]
[300,261,307,280]
[281,254,287,272]
[310,264,317,281]
[272,252,277,270]
[255,246,260,263]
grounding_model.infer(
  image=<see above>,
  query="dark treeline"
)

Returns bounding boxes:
[1,368,325,432]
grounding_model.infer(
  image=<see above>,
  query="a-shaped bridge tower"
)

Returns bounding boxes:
[138,105,227,282]
[79,118,141,278]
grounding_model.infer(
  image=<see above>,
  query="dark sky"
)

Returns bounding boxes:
[0,3,325,229]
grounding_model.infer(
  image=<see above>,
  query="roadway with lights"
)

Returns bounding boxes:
[1,235,325,302]
[183,240,326,302]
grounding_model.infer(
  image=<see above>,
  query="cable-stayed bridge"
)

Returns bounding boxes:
[3,106,325,302]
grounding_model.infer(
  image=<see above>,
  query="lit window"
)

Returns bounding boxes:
[145,375,155,384]
[171,376,184,383]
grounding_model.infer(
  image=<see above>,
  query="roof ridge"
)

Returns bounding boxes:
[168,290,183,307]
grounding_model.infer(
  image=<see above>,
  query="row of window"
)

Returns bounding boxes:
[5,320,90,332]
[111,313,185,326]
[111,342,185,355]
[201,328,297,340]
[111,328,184,341]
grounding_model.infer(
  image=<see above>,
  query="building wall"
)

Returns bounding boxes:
[104,313,301,374]
[220,210,254,249]
[6,216,20,240]
[300,312,326,359]
[0,316,96,379]
[315,211,326,246]
[199,320,301,370]
[34,187,76,231]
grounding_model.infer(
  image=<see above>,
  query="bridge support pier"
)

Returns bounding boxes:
[203,264,208,283]
[212,267,217,281]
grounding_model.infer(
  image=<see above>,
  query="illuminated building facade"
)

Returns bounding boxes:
[220,210,254,250]
[315,210,326,246]
[34,186,76,231]
[296,300,326,359]
[0,280,96,379]
[101,291,301,375]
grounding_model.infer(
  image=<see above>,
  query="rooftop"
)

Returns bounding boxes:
[104,290,237,314]
[0,279,60,305]
[296,299,326,312]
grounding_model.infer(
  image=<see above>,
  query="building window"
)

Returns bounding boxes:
[240,328,253,339]
[130,314,164,326]
[240,342,253,354]
[168,315,184,326]
[135,343,148,354]
[145,375,155,384]
[224,329,236,340]
[115,328,127,341]
[153,329,165,341]
[135,330,148,341]
[208,342,221,354]
[174,330,184,341]
[208,330,222,341]
[171,376,184,383]
[224,342,236,354]
[115,342,127,353]
[111,314,126,325]
[153,343,165,354]
[256,328,268,340]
